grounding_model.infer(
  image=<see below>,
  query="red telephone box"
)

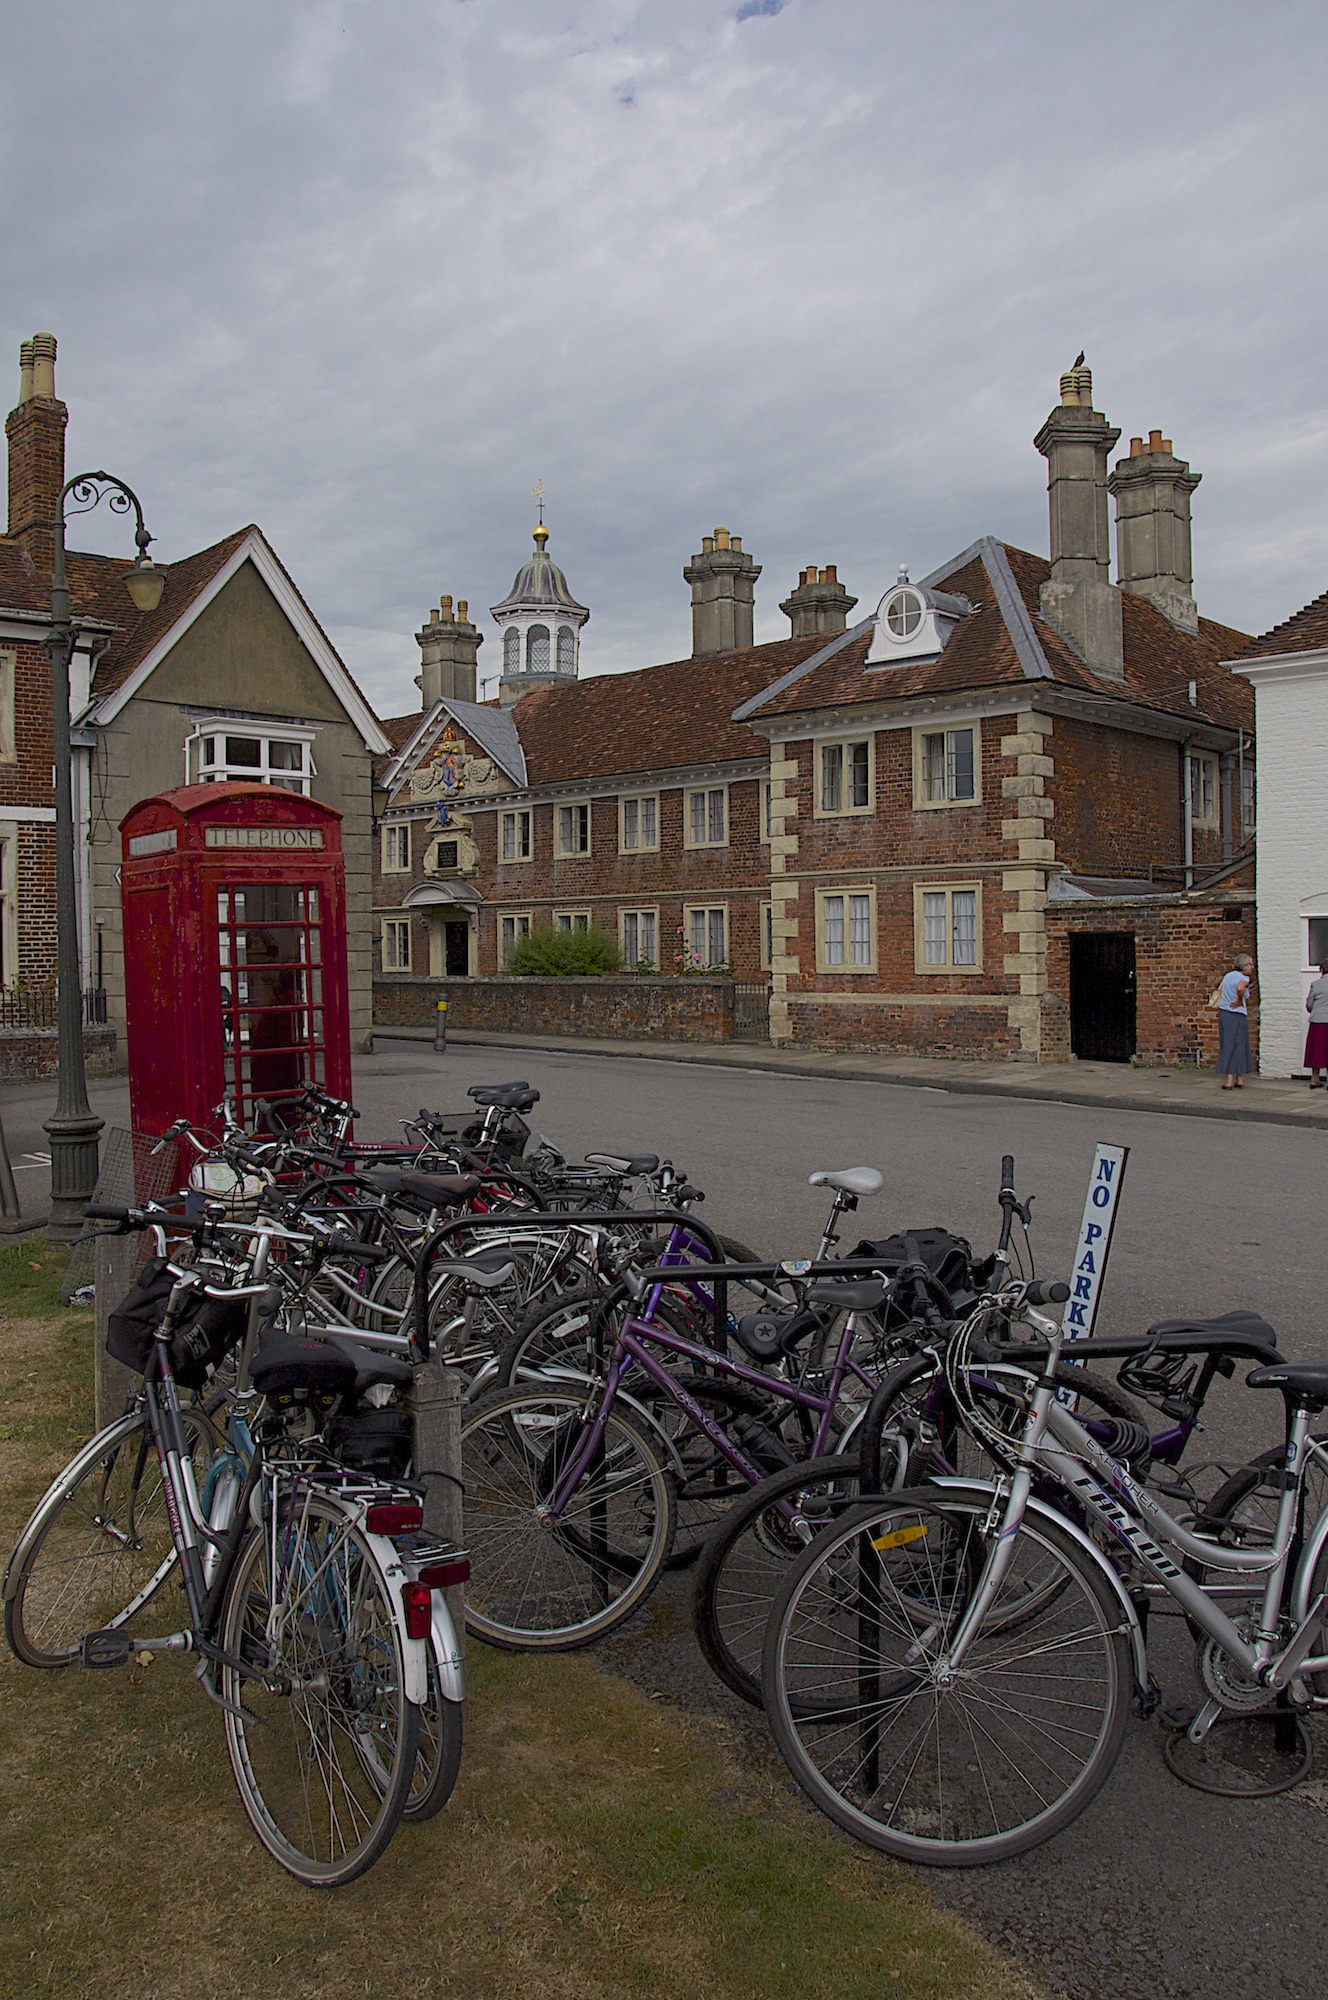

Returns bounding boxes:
[120,783,352,1139]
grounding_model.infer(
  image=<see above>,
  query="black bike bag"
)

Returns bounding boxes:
[105,1258,248,1390]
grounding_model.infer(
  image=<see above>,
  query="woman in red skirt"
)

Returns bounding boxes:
[1305,960,1328,1087]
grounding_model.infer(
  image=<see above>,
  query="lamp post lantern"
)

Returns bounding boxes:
[43,472,164,1236]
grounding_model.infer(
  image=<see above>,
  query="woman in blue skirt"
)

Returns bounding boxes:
[1217,954,1254,1090]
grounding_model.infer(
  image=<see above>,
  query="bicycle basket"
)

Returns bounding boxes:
[187,1157,269,1218]
[105,1257,249,1389]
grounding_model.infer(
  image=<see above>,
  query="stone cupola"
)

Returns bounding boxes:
[6,332,67,573]
[1108,430,1201,633]
[684,526,760,656]
[780,564,858,638]
[416,594,483,707]
[1034,357,1124,679]
[490,521,589,707]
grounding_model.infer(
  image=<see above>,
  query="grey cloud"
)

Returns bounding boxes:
[2,0,1326,719]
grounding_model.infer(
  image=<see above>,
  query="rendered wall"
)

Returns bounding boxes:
[1247,663,1328,1074]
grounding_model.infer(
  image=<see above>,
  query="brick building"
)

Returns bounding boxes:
[1,333,390,1057]
[374,362,1257,1063]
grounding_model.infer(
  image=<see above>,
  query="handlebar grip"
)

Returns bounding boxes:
[1025,1280,1070,1306]
[327,1236,392,1264]
[84,1202,138,1224]
[1000,1156,1015,1193]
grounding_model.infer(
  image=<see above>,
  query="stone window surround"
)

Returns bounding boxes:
[555,799,592,859]
[913,879,984,974]
[553,909,591,932]
[499,909,533,961]
[1188,749,1219,827]
[499,807,533,863]
[381,916,412,972]
[812,733,875,819]
[682,902,729,967]
[814,882,877,974]
[381,822,411,873]
[912,719,981,810]
[620,906,660,967]
[0,650,14,765]
[684,784,729,850]
[618,792,660,854]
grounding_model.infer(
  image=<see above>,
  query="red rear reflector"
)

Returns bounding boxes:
[419,1558,470,1590]
[402,1580,431,1640]
[367,1503,424,1536]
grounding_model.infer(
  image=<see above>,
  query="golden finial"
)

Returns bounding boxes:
[531,478,547,540]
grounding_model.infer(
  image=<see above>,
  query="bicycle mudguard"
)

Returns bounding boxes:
[366,1529,431,1708]
[429,1594,465,1704]
[922,1475,1150,1694]
[2,1410,150,1603]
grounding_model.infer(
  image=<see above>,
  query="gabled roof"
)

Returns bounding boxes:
[1231,586,1328,662]
[378,696,527,796]
[734,540,1252,733]
[0,523,390,754]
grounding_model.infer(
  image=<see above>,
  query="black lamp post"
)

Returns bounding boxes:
[44,473,164,1237]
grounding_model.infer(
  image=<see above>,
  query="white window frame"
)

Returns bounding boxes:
[814,736,874,819]
[760,899,774,971]
[1189,751,1218,827]
[683,903,729,968]
[684,786,728,849]
[815,885,877,974]
[913,723,980,809]
[1240,762,1256,839]
[499,911,533,963]
[380,822,411,873]
[556,800,592,858]
[620,906,659,969]
[913,881,983,974]
[184,721,317,794]
[553,909,590,933]
[381,917,412,972]
[499,808,532,863]
[0,651,15,765]
[618,793,659,854]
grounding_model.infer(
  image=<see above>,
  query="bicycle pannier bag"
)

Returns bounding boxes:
[105,1256,248,1389]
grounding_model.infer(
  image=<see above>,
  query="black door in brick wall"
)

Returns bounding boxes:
[1070,933,1137,1063]
[444,921,470,977]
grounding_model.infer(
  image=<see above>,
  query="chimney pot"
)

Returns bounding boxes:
[439,594,453,618]
[1129,436,1144,457]
[823,565,837,583]
[29,332,57,401]
[457,599,468,622]
[17,341,34,405]
[702,535,714,554]
[714,526,730,550]
[779,562,857,639]
[731,535,742,552]
[1148,429,1164,452]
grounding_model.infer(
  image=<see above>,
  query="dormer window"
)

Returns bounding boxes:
[886,588,924,639]
[866,568,973,668]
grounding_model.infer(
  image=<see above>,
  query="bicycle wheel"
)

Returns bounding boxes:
[4,1407,217,1668]
[694,1454,860,1706]
[762,1490,1131,1866]
[460,1386,674,1650]
[219,1493,420,1886]
[403,1665,465,1822]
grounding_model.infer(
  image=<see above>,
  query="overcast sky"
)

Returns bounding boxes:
[4,1,1326,716]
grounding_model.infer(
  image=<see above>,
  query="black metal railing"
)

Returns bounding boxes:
[731,981,771,1041]
[0,988,109,1031]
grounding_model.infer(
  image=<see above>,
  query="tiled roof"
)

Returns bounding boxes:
[1231,587,1328,661]
[502,634,833,786]
[739,542,1252,734]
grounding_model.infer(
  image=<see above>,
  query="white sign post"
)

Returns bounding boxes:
[1062,1142,1129,1347]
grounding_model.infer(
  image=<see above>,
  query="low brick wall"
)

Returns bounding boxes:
[1044,894,1258,1066]
[374,975,735,1044]
[783,998,1017,1059]
[0,1026,119,1083]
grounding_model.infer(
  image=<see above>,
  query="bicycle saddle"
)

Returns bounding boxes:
[322,1333,414,1396]
[1074,1312,1281,1365]
[584,1152,660,1175]
[467,1082,540,1111]
[1246,1358,1328,1407]
[805,1276,890,1312]
[368,1170,481,1202]
[808,1167,883,1198]
[430,1251,516,1290]
[249,1332,360,1400]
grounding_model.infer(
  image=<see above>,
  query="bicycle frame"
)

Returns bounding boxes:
[543,1302,879,1520]
[945,1307,1328,1711]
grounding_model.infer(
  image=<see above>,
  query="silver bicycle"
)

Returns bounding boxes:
[762,1275,1328,1865]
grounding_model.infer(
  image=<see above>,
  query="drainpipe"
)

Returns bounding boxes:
[1219,752,1235,865]
[1181,742,1194,890]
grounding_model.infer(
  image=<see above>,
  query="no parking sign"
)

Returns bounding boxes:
[1062,1143,1129,1344]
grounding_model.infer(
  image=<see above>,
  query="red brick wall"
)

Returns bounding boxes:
[786,998,1016,1057]
[0,1025,117,1082]
[1044,895,1257,1065]
[373,973,735,1042]
[5,398,67,564]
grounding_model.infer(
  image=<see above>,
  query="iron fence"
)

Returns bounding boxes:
[0,988,108,1030]
[731,981,771,1041]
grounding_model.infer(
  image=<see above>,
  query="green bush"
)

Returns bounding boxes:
[506,923,624,976]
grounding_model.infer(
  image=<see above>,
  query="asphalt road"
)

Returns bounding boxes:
[5,1040,1327,1998]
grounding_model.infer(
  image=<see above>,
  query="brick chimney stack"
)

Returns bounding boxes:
[780,564,858,638]
[416,593,483,706]
[1033,357,1124,679]
[1108,430,1201,633]
[684,526,761,656]
[6,332,67,574]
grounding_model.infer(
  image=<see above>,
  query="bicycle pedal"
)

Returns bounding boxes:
[80,1629,133,1669]
[1157,1703,1194,1734]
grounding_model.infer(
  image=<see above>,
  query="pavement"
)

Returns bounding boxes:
[388,1022,1328,1131]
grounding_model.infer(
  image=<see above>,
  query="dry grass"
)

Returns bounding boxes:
[0,1253,1041,2000]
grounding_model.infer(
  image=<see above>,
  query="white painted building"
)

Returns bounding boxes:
[1233,595,1328,1075]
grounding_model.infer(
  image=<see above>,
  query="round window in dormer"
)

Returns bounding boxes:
[886,588,924,639]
